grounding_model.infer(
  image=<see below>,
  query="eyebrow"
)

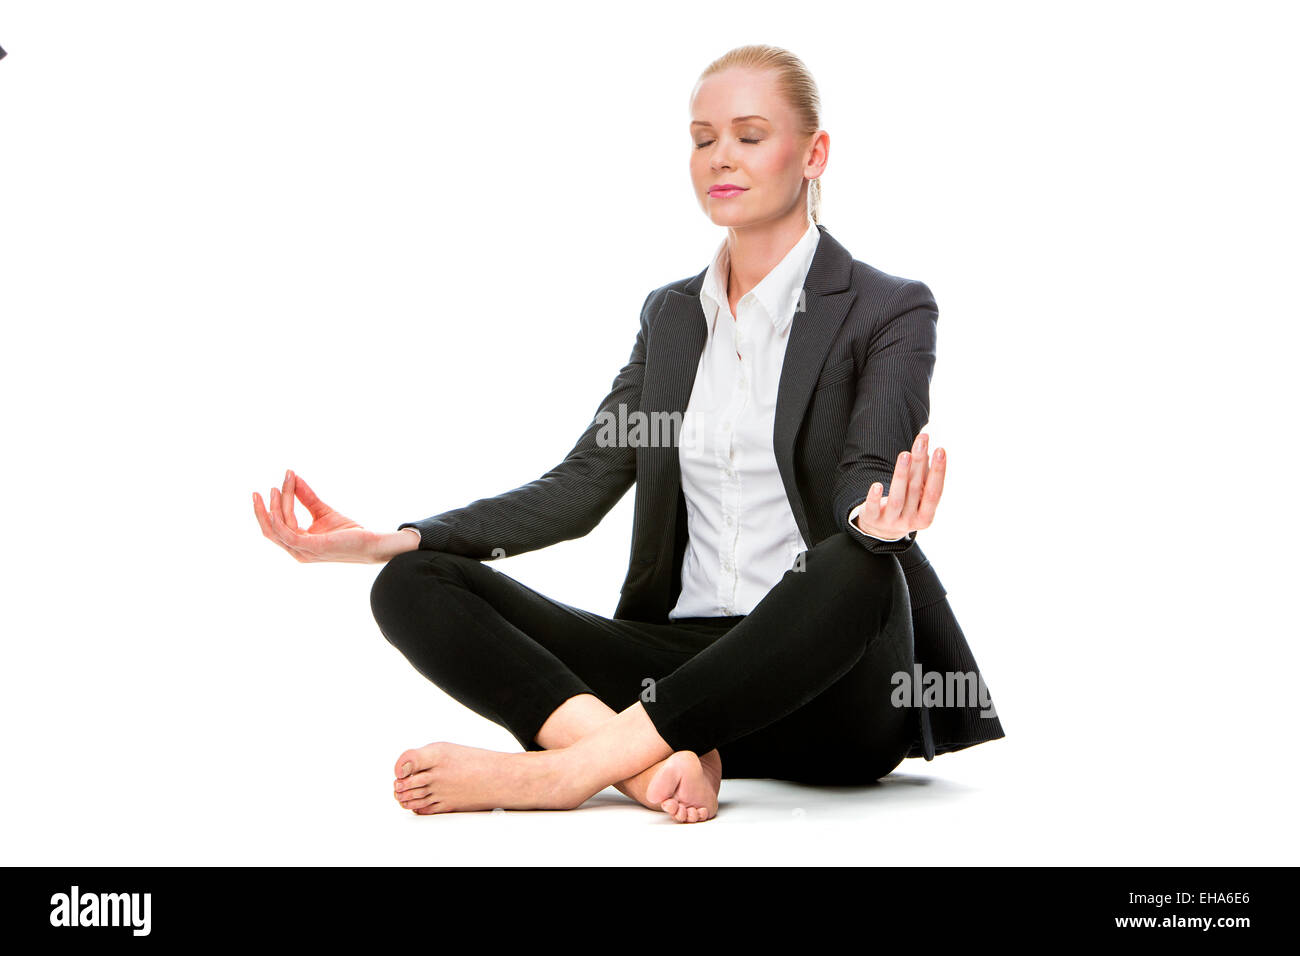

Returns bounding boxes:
[690,115,770,128]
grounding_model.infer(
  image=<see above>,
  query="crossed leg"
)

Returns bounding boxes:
[368,531,915,822]
[529,692,724,823]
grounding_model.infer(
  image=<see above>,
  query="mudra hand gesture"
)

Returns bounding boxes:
[253,470,414,564]
[853,431,945,540]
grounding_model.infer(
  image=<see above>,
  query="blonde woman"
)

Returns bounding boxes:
[254,44,1004,823]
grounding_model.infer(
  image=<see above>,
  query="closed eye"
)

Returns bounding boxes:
[694,138,762,149]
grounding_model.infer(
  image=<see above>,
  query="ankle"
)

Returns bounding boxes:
[534,747,600,810]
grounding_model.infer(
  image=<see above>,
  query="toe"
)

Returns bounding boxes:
[395,770,435,794]
[395,742,447,779]
[398,785,430,804]
[395,754,417,779]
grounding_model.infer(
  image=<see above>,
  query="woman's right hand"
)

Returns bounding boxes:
[252,469,418,564]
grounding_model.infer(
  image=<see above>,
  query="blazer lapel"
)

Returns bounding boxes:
[639,287,707,557]
[773,226,857,544]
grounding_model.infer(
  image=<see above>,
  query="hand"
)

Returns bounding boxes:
[252,469,413,564]
[853,432,945,540]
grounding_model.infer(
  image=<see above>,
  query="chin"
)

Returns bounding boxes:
[704,206,753,229]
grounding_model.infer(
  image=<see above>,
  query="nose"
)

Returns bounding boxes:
[707,139,736,174]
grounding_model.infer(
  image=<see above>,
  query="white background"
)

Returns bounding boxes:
[2,0,1296,865]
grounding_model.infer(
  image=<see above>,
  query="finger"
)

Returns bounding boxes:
[252,491,275,537]
[866,480,885,512]
[915,446,946,528]
[267,489,309,561]
[903,433,929,523]
[269,489,319,562]
[884,451,910,522]
[280,470,300,532]
[289,471,332,522]
[271,489,317,560]
[851,481,885,533]
[254,492,308,562]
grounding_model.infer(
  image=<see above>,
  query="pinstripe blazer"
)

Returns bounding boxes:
[399,224,1005,761]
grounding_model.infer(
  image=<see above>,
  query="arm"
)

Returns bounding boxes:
[396,289,656,559]
[833,279,939,554]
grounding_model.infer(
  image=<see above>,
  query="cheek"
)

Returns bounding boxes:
[775,146,804,180]
[689,155,708,186]
[753,146,800,186]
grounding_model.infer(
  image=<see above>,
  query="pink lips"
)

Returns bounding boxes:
[709,185,747,198]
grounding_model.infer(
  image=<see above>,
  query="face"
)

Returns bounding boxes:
[688,67,826,229]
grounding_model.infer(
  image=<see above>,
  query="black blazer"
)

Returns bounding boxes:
[400,224,1005,761]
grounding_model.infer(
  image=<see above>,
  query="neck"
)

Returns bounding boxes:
[721,208,812,303]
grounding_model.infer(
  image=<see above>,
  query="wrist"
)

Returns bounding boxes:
[850,507,908,542]
[376,528,422,562]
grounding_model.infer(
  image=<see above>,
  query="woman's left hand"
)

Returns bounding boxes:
[853,431,945,539]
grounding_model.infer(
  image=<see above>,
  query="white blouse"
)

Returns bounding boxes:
[668,219,900,619]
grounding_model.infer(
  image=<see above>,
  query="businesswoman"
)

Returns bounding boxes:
[253,45,1003,823]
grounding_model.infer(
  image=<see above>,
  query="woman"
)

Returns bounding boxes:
[253,45,1004,823]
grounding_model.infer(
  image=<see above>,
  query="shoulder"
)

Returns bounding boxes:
[819,224,937,315]
[636,270,705,328]
[653,271,703,300]
[848,259,937,315]
[839,256,939,354]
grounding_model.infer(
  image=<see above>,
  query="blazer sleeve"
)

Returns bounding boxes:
[833,279,939,555]
[396,289,655,558]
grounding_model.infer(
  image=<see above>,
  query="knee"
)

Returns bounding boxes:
[816,532,906,601]
[807,535,912,647]
[368,548,475,628]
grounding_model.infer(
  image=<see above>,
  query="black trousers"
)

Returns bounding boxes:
[368,531,917,784]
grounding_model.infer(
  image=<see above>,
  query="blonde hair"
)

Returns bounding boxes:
[698,45,824,224]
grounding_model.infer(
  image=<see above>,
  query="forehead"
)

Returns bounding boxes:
[689,68,788,124]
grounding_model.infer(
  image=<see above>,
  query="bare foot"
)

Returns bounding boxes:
[392,742,587,815]
[645,750,722,823]
[610,747,719,813]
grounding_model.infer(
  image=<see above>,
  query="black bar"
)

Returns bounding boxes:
[6,866,1292,939]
